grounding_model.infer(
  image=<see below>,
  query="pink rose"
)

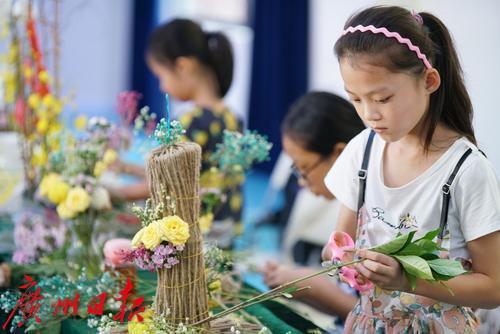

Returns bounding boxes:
[103,238,132,266]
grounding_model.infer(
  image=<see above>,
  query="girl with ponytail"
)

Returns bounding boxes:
[147,19,242,248]
[322,6,500,333]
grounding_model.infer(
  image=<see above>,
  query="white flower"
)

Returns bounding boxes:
[91,187,111,210]
[98,117,109,127]
[88,116,99,127]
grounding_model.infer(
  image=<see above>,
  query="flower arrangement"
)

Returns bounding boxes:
[0,3,67,195]
[12,209,66,265]
[117,91,142,127]
[37,117,117,220]
[34,117,121,277]
[122,198,190,271]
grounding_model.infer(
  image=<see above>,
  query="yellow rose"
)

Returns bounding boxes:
[141,223,162,250]
[47,180,70,204]
[140,307,154,320]
[39,173,60,197]
[199,213,214,234]
[36,118,49,134]
[24,66,33,79]
[93,161,106,177]
[42,94,55,108]
[65,187,91,213]
[131,227,146,248]
[128,308,154,334]
[48,123,62,135]
[28,94,41,109]
[74,115,87,130]
[102,149,117,165]
[38,70,51,84]
[31,146,47,166]
[156,215,190,246]
[57,201,76,219]
[208,279,221,291]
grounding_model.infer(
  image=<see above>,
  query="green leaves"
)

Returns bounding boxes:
[370,231,416,254]
[427,259,468,277]
[370,228,469,292]
[393,255,434,280]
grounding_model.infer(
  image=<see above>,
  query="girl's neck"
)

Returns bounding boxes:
[398,122,460,155]
[191,70,226,111]
[192,90,225,111]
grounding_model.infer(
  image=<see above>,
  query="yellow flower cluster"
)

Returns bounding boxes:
[127,307,154,334]
[208,278,222,291]
[93,149,117,177]
[199,213,214,234]
[29,90,64,137]
[132,215,190,250]
[57,187,91,219]
[39,174,91,219]
[74,115,87,130]
[39,173,69,204]
[27,79,65,168]
[2,44,18,104]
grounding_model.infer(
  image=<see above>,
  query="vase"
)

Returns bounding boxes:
[66,212,103,279]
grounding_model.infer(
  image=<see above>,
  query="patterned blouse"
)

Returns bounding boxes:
[179,106,243,226]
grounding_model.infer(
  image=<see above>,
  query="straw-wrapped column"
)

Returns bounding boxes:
[146,142,209,327]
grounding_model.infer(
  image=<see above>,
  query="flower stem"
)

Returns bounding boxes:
[193,258,365,326]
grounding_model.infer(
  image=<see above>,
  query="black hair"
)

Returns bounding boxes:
[282,91,365,156]
[148,18,234,97]
[334,6,475,150]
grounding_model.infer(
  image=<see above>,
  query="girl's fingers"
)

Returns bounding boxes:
[358,249,398,266]
[362,258,393,276]
[355,263,386,283]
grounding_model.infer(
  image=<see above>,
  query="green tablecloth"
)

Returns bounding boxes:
[0,269,326,333]
[60,302,319,334]
[0,213,328,333]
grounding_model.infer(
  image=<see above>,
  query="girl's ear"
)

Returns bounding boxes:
[332,142,347,159]
[425,68,441,94]
[175,56,196,75]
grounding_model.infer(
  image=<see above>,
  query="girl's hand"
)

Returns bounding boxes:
[261,261,312,288]
[354,249,410,291]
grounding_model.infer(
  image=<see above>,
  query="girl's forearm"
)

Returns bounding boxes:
[123,163,145,177]
[298,275,358,319]
[413,273,500,309]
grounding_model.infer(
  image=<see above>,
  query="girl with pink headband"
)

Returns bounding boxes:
[322,5,500,333]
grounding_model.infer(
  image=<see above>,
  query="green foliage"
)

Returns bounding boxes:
[370,228,469,291]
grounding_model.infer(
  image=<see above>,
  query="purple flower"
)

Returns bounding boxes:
[167,257,179,266]
[151,253,165,266]
[154,244,174,256]
[13,250,35,264]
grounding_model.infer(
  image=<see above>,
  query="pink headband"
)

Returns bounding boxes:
[342,24,432,69]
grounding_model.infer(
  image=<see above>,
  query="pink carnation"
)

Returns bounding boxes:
[103,238,132,266]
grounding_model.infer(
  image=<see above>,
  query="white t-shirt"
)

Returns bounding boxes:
[324,129,500,260]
